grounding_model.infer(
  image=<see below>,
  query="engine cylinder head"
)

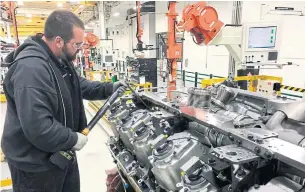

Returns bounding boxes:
[150,132,205,191]
[214,85,235,107]
[187,87,211,109]
[133,125,155,168]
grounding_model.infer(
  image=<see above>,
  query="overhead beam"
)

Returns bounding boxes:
[4,31,41,37]
[10,27,43,32]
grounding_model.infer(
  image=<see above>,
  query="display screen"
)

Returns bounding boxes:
[105,55,113,62]
[248,26,277,48]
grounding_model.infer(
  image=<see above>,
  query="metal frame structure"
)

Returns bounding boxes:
[201,75,283,92]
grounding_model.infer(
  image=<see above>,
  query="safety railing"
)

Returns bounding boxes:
[156,67,304,99]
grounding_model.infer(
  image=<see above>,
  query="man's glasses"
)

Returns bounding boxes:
[72,42,84,49]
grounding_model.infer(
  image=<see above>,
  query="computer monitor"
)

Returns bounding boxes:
[247,26,277,49]
[241,21,281,64]
[103,55,115,67]
[104,55,113,63]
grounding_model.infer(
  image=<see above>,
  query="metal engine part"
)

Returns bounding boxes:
[131,125,155,168]
[188,122,231,147]
[177,156,218,192]
[105,84,305,192]
[117,150,137,173]
[248,176,304,192]
[212,84,235,108]
[187,87,212,109]
[117,109,149,150]
[149,132,206,191]
[108,108,131,137]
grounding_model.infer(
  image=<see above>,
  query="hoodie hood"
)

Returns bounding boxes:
[4,35,50,65]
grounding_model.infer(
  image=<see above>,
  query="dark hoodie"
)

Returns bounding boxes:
[1,35,113,172]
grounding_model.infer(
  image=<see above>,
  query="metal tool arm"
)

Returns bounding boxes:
[81,88,122,136]
[177,2,224,45]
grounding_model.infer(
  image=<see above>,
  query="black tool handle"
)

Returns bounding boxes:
[81,89,121,135]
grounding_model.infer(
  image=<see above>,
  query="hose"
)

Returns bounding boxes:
[266,111,305,146]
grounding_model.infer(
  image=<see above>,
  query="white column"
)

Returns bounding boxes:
[148,13,156,58]
[6,22,12,43]
[98,2,106,39]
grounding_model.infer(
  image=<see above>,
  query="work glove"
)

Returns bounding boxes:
[113,81,127,95]
[72,133,88,151]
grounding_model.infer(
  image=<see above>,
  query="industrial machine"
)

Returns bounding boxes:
[82,32,100,79]
[126,57,158,88]
[103,2,305,192]
[176,2,291,70]
[133,1,157,53]
[106,84,305,192]
[163,1,296,98]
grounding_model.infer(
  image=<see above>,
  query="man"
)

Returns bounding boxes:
[1,10,125,192]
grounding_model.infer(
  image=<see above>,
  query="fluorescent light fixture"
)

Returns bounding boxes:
[26,13,32,18]
[113,12,120,17]
[57,3,63,8]
[17,1,23,6]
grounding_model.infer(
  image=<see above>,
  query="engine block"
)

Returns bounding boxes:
[106,85,305,192]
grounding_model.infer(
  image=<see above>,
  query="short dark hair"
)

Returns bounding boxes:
[44,10,85,42]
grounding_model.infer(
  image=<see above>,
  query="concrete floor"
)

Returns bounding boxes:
[0,102,115,192]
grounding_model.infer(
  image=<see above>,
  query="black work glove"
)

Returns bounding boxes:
[113,81,127,95]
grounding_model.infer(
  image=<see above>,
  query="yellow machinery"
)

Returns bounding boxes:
[0,94,6,102]
[201,75,283,93]
[125,82,153,95]
[89,70,113,82]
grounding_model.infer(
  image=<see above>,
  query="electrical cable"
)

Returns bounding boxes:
[124,82,150,109]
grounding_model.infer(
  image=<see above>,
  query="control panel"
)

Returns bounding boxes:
[256,80,281,96]
[241,21,281,64]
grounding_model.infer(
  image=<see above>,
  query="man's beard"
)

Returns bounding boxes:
[61,45,79,61]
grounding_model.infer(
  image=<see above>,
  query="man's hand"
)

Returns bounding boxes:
[113,81,127,95]
[72,133,88,151]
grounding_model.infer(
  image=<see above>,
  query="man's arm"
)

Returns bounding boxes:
[79,76,113,100]
[11,58,78,153]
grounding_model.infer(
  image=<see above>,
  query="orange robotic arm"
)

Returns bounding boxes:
[83,32,100,49]
[82,32,99,79]
[177,2,224,45]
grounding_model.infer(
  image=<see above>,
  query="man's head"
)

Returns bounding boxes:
[43,10,85,61]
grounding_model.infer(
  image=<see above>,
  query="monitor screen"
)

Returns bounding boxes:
[105,55,113,62]
[248,26,277,48]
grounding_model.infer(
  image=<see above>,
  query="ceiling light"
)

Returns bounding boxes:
[113,12,120,17]
[57,3,63,8]
[17,1,23,6]
[26,13,32,18]
[133,6,137,10]
[79,5,84,8]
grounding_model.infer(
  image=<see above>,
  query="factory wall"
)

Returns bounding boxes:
[242,1,305,89]
[106,19,132,59]
[105,13,155,60]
